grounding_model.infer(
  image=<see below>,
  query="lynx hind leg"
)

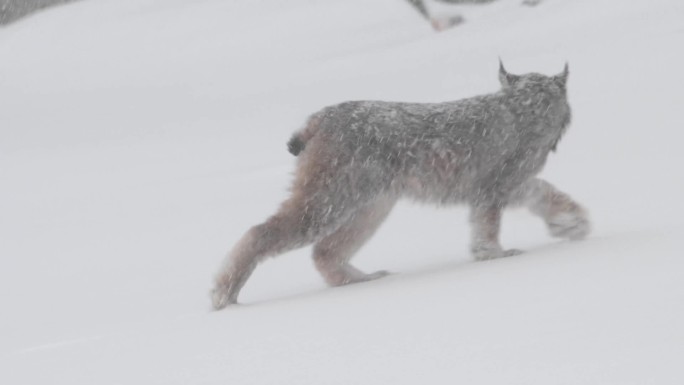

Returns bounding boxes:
[212,193,354,309]
[313,197,396,287]
[512,178,590,240]
[212,212,308,309]
[470,203,522,261]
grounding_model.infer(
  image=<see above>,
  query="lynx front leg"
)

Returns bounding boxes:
[313,197,396,287]
[511,178,590,240]
[469,203,522,261]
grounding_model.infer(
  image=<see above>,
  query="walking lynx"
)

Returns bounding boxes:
[212,61,589,309]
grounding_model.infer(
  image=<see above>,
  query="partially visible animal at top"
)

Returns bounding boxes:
[211,61,590,309]
[404,0,542,31]
[0,0,78,26]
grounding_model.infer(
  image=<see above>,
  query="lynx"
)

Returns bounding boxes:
[211,61,589,309]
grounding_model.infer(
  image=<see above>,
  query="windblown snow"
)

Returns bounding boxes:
[1,0,683,384]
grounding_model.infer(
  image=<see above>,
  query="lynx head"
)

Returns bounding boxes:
[498,60,569,97]
[498,60,572,141]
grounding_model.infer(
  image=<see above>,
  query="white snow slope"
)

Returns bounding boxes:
[1,0,683,383]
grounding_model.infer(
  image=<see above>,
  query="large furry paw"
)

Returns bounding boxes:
[473,246,523,261]
[352,269,391,283]
[337,269,391,286]
[211,284,238,310]
[547,211,590,240]
[324,267,390,287]
[503,248,524,258]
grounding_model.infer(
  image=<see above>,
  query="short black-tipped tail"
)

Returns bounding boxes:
[287,135,305,156]
[286,112,323,156]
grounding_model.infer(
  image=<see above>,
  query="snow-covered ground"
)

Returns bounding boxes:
[1,0,683,383]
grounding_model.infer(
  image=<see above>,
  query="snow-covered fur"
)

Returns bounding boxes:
[212,62,589,309]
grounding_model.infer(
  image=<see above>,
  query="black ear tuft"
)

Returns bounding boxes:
[498,58,508,83]
[554,62,569,87]
[498,58,506,75]
[498,58,519,88]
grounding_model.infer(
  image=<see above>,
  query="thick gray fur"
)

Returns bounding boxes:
[212,61,590,309]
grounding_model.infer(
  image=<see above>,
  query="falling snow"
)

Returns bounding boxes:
[1,0,683,384]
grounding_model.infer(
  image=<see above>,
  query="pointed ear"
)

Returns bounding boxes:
[498,59,519,88]
[554,62,569,86]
